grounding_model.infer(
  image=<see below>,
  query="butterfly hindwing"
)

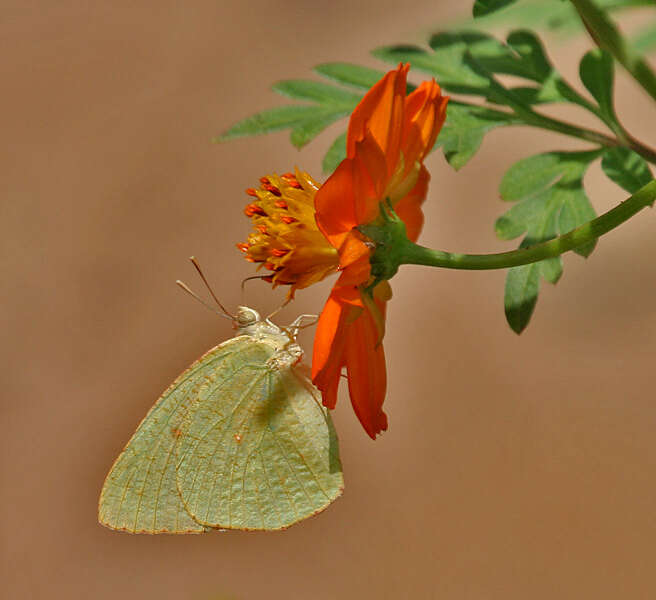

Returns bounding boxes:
[98,339,246,533]
[175,342,344,531]
[99,306,344,534]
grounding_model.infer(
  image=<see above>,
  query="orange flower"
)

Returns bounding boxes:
[311,64,448,439]
[237,170,339,298]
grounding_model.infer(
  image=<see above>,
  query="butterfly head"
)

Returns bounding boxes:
[234,306,260,329]
[233,305,295,349]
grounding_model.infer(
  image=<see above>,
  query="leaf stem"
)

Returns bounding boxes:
[520,110,619,146]
[398,179,656,270]
[472,78,656,165]
[523,110,656,164]
[626,133,656,165]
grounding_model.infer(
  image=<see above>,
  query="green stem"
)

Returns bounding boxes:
[570,0,656,102]
[398,179,656,270]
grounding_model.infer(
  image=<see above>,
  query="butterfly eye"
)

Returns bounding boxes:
[236,306,260,327]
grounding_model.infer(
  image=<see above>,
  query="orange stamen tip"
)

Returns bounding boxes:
[274,199,288,209]
[264,262,276,271]
[244,203,266,217]
[264,184,282,196]
[236,242,249,253]
[271,248,288,257]
[281,173,302,188]
[281,215,296,224]
[256,224,268,234]
[259,176,270,184]
[245,188,258,197]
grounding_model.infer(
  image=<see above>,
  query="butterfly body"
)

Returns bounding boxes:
[99,307,343,534]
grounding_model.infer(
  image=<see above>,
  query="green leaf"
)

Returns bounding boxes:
[505,30,552,81]
[373,40,491,96]
[601,147,654,193]
[314,63,387,90]
[272,79,361,106]
[458,0,651,36]
[632,21,656,54]
[217,75,362,151]
[473,0,518,17]
[375,30,596,113]
[540,256,563,284]
[570,0,656,102]
[288,109,349,148]
[436,103,517,169]
[216,105,331,142]
[505,263,541,334]
[557,188,597,257]
[322,132,347,174]
[579,49,617,124]
[497,150,601,333]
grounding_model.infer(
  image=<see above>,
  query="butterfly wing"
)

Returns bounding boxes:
[175,342,344,531]
[98,338,248,533]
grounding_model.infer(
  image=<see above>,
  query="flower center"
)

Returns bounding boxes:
[238,170,339,298]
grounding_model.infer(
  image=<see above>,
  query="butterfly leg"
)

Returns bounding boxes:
[286,314,318,337]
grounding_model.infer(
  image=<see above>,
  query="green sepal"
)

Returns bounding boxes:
[358,200,410,291]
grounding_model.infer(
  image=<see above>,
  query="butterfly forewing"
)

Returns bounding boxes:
[175,343,344,530]
[98,340,243,533]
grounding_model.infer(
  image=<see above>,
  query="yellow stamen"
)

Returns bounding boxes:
[238,169,339,298]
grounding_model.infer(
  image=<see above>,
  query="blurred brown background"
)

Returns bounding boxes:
[2,1,656,598]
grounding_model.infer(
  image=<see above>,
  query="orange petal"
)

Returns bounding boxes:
[314,158,360,250]
[347,64,409,177]
[338,253,371,288]
[343,306,389,439]
[337,231,370,268]
[351,133,388,223]
[394,164,429,242]
[311,289,354,406]
[315,150,380,249]
[401,80,449,172]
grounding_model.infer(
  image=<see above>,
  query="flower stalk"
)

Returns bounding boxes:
[365,179,656,273]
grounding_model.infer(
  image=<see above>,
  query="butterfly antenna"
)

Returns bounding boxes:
[175,280,233,320]
[189,256,234,319]
[240,275,269,300]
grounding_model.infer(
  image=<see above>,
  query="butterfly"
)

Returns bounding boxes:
[99,261,343,533]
